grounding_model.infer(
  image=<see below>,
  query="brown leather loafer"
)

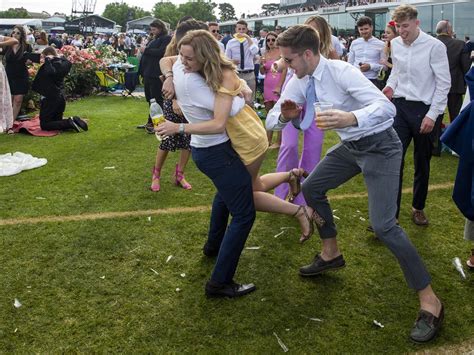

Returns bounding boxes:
[412,210,429,226]
[410,304,444,343]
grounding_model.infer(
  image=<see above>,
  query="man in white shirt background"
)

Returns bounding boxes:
[348,16,385,89]
[208,22,225,52]
[225,20,259,102]
[383,5,451,226]
[266,24,444,344]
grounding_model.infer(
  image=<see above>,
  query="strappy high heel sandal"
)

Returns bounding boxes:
[287,169,309,203]
[294,205,314,243]
[173,164,192,190]
[151,167,161,192]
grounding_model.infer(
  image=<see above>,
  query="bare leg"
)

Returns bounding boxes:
[175,149,192,189]
[247,154,305,192]
[177,149,191,171]
[12,95,23,120]
[246,154,313,239]
[151,148,168,191]
[418,285,442,316]
[154,148,169,171]
[320,238,341,261]
[265,101,280,149]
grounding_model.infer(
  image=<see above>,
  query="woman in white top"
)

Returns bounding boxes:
[158,30,316,243]
[0,35,18,134]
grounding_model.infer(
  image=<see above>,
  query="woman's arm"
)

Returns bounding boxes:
[328,49,339,60]
[0,35,18,47]
[156,69,238,136]
[160,55,178,99]
[273,66,288,96]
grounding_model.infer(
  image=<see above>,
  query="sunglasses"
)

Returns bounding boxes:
[267,38,276,42]
[211,29,220,33]
[12,31,21,35]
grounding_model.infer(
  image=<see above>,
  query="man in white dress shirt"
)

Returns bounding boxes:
[348,16,385,89]
[383,5,451,226]
[266,24,444,343]
[225,20,259,101]
[208,22,225,53]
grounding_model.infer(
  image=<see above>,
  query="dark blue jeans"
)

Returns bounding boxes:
[192,140,256,284]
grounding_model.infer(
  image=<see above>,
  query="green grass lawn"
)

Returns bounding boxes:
[0,96,472,353]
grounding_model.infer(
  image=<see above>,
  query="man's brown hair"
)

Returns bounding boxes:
[276,24,320,55]
[42,46,57,57]
[392,5,418,23]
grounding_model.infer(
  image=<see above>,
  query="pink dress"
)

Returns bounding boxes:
[263,59,283,103]
[0,61,14,133]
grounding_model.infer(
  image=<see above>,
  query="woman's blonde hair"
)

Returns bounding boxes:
[165,35,178,56]
[178,29,236,93]
[304,15,334,57]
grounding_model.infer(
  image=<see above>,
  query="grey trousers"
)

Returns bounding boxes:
[237,71,256,102]
[302,128,431,290]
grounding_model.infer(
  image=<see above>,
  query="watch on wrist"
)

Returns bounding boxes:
[179,123,185,135]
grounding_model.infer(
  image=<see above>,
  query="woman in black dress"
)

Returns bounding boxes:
[5,25,32,120]
[150,34,192,192]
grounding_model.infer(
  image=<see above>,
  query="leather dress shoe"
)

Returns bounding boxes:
[203,242,219,257]
[412,210,429,226]
[72,116,88,131]
[410,304,444,343]
[205,280,256,298]
[299,253,345,277]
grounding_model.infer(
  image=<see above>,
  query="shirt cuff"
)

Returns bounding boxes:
[351,109,368,129]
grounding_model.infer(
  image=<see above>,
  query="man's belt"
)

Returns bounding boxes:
[238,69,254,74]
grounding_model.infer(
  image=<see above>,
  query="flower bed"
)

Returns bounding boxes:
[24,45,129,110]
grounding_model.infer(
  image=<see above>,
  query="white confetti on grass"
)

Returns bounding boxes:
[166,255,173,263]
[99,275,105,279]
[245,246,261,250]
[13,299,22,308]
[273,332,289,352]
[273,230,285,238]
[373,320,384,328]
[147,216,152,221]
[300,314,323,322]
[180,273,186,278]
[175,288,181,292]
[333,215,340,220]
[150,268,159,275]
[359,217,366,221]
[35,197,46,200]
[104,166,115,170]
[84,195,89,199]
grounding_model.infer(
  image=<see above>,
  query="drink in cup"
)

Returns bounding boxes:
[314,102,333,129]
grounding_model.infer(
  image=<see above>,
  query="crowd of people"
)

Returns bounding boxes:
[1,3,473,345]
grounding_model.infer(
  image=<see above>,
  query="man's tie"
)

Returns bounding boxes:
[239,42,245,70]
[292,76,317,130]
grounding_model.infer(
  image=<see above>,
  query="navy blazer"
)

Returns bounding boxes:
[441,67,474,220]
[138,33,171,79]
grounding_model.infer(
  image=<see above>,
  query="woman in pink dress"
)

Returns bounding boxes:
[260,31,287,149]
[0,34,18,134]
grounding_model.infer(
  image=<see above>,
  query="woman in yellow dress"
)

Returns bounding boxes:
[158,29,322,242]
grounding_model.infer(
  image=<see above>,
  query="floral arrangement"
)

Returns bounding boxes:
[24,44,130,109]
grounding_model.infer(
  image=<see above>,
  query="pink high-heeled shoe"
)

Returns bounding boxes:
[151,167,161,192]
[173,164,192,190]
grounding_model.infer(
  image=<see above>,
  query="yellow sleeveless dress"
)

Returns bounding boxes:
[218,83,269,165]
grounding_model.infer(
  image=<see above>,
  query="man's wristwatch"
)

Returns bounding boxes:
[178,123,185,135]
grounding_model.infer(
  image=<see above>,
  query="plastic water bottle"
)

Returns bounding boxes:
[149,99,165,141]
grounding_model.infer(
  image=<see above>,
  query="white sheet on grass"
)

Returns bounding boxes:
[0,152,47,176]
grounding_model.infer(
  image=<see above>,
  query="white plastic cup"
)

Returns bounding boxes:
[314,102,333,127]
